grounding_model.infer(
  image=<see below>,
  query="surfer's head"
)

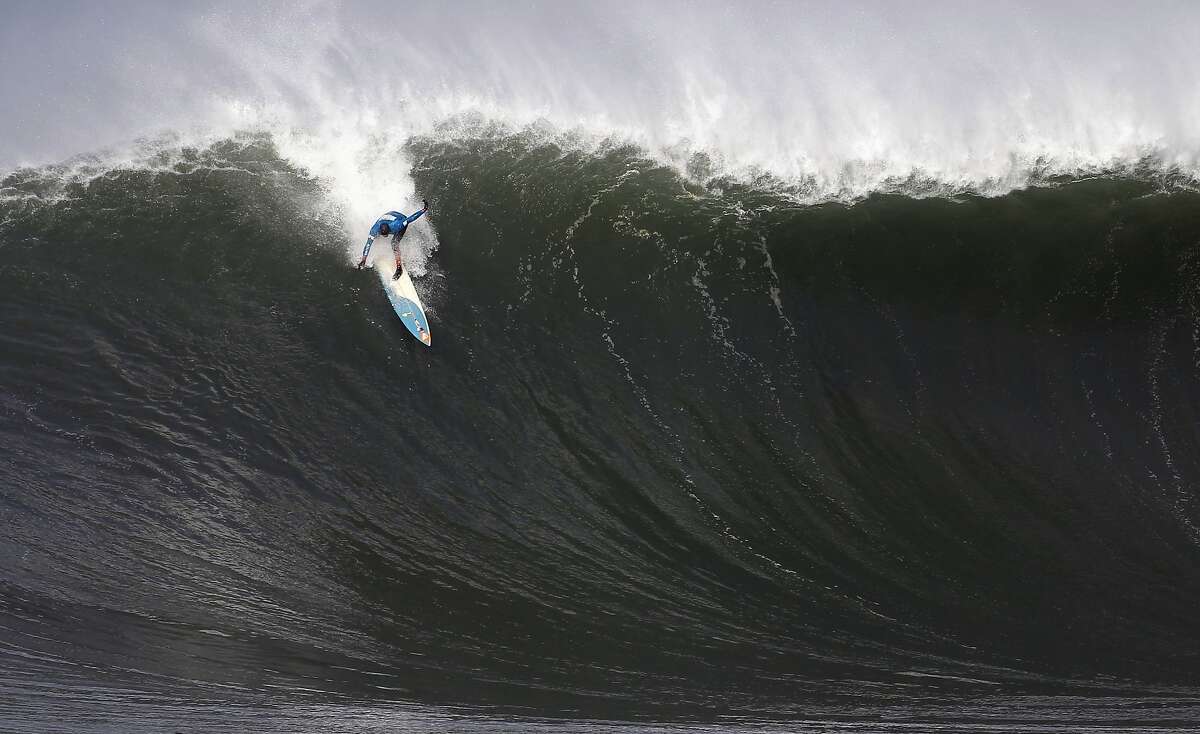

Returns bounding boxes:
[378,222,391,236]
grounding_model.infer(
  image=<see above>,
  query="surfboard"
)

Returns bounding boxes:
[378,266,432,346]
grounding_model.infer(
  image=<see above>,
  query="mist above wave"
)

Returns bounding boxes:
[4,1,1200,201]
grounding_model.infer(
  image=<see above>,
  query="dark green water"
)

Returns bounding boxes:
[2,135,1199,731]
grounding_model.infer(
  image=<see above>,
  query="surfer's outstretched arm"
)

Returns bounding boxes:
[357,235,375,268]
[404,200,430,226]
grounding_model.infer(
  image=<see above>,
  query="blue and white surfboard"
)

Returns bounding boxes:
[379,266,432,346]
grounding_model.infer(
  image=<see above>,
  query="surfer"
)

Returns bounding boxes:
[357,200,431,279]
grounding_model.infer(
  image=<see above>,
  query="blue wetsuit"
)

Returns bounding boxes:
[360,208,428,261]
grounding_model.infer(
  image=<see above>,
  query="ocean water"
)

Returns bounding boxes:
[3,2,1200,732]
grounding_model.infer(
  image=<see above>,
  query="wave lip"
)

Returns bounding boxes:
[7,2,1200,201]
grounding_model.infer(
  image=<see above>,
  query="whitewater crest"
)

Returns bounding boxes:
[5,2,1200,204]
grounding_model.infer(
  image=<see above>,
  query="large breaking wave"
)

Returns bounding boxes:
[3,133,1200,731]
[5,2,1200,730]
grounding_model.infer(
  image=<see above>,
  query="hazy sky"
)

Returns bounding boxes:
[4,1,1200,182]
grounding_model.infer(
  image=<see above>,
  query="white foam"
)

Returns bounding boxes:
[6,1,1200,207]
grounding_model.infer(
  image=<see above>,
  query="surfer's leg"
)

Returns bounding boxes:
[392,237,404,279]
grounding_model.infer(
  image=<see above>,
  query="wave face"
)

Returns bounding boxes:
[3,134,1200,731]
